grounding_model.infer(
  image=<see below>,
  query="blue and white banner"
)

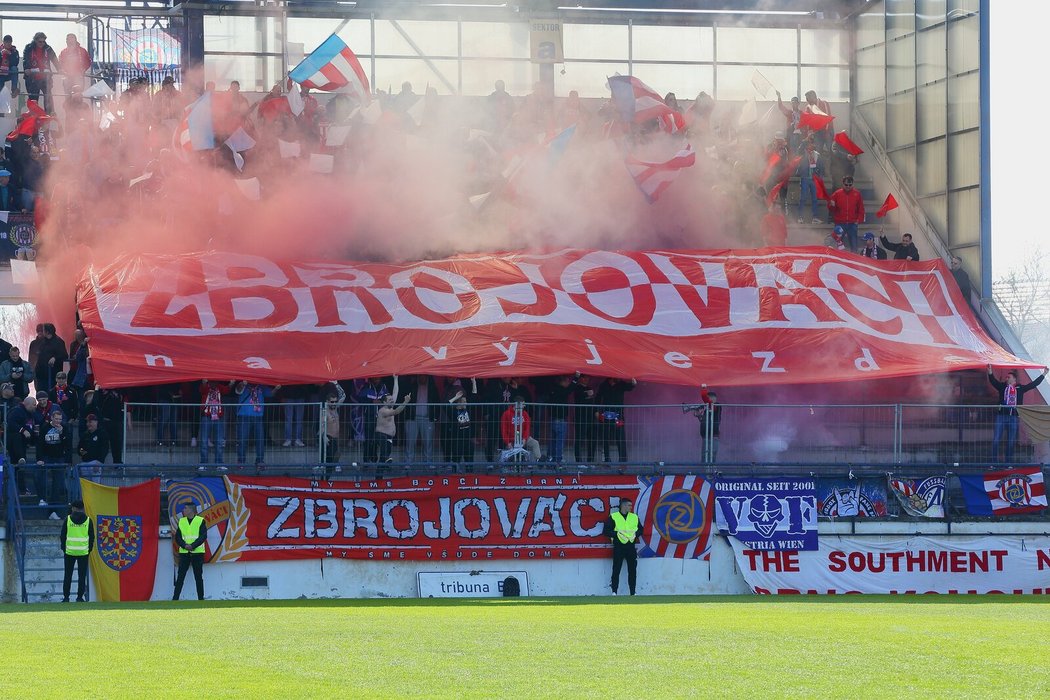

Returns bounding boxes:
[714,478,818,551]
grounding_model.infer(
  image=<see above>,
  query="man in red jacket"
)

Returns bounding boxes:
[827,175,865,252]
[59,34,90,93]
[500,400,541,462]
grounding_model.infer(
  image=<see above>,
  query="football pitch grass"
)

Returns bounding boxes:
[2,596,1049,698]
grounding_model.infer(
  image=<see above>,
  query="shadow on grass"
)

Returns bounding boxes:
[4,594,1050,614]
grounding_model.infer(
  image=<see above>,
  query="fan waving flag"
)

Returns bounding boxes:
[798,111,835,131]
[608,75,684,134]
[813,174,830,200]
[81,479,161,601]
[876,193,899,218]
[174,92,215,152]
[625,144,696,203]
[290,34,370,97]
[834,130,864,156]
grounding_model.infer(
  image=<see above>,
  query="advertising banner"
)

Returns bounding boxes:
[714,477,818,551]
[75,248,1033,388]
[183,474,714,562]
[730,535,1050,594]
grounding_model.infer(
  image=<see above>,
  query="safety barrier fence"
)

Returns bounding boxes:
[2,402,1044,472]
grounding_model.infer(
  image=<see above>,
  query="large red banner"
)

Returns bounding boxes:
[75,248,1032,388]
[209,475,714,562]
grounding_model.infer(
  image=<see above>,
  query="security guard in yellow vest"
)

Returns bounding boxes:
[60,500,94,602]
[173,501,209,601]
[602,497,642,595]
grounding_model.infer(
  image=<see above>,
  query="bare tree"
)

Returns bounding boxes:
[0,303,39,352]
[993,246,1050,365]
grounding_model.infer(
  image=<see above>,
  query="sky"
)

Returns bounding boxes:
[990,0,1043,280]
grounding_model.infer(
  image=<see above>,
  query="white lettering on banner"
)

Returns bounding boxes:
[417,571,530,598]
[343,499,378,538]
[267,497,301,538]
[584,339,603,365]
[145,354,173,367]
[422,497,452,538]
[729,536,1050,595]
[568,498,606,537]
[453,498,490,539]
[854,348,880,371]
[664,351,692,368]
[494,498,531,539]
[381,499,420,539]
[753,351,787,373]
[97,251,976,345]
[244,356,272,369]
[422,346,447,360]
[493,338,518,366]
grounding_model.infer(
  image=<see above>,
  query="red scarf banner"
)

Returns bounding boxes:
[75,249,1035,388]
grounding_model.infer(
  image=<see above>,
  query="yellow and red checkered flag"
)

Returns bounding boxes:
[81,479,161,602]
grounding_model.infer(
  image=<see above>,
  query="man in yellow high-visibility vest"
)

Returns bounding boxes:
[60,499,94,602]
[173,501,209,601]
[602,497,643,596]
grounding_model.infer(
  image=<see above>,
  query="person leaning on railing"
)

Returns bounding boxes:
[987,364,1048,463]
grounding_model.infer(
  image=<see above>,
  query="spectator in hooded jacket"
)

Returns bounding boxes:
[0,346,35,399]
[23,32,58,110]
[34,323,69,394]
[826,175,864,252]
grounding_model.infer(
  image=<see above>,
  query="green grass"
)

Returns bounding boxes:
[2,596,1049,698]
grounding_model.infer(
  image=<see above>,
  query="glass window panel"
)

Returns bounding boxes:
[917,0,948,30]
[889,145,917,190]
[856,8,886,50]
[856,45,886,104]
[800,66,849,102]
[800,29,847,65]
[460,59,533,97]
[373,58,459,96]
[886,0,917,41]
[204,15,277,54]
[715,64,795,101]
[631,25,705,62]
[919,193,948,234]
[947,13,980,75]
[0,20,84,47]
[563,23,628,60]
[917,82,947,141]
[560,62,629,98]
[947,71,978,132]
[949,0,980,16]
[858,100,887,145]
[461,21,530,59]
[887,89,916,149]
[917,138,947,196]
[374,19,458,57]
[203,54,282,93]
[916,26,946,85]
[716,27,797,64]
[948,130,980,190]
[948,187,981,248]
[287,18,372,58]
[631,64,709,103]
[887,34,916,94]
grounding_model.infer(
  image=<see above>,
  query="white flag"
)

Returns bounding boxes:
[278,139,301,158]
[224,126,256,153]
[82,80,115,99]
[750,69,774,98]
[11,259,39,286]
[0,84,11,114]
[325,124,351,147]
[234,177,261,200]
[309,153,334,174]
[287,84,305,117]
[738,97,758,126]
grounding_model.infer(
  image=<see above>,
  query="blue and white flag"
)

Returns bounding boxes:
[714,478,818,551]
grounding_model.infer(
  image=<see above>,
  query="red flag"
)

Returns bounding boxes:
[813,174,829,201]
[798,111,834,131]
[834,130,864,156]
[765,181,785,208]
[5,100,51,142]
[876,193,899,218]
[760,152,781,184]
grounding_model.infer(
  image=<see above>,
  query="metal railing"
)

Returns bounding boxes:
[103,401,1050,468]
[4,459,29,603]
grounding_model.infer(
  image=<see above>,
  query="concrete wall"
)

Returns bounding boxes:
[6,521,1050,602]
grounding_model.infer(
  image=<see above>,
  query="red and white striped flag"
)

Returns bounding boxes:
[608,75,686,135]
[634,475,715,560]
[625,144,696,203]
[984,467,1047,514]
[289,34,370,97]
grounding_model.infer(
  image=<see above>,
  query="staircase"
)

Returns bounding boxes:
[21,519,80,603]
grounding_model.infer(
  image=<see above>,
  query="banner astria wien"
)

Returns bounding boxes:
[74,248,1034,388]
[180,474,714,562]
[81,479,161,601]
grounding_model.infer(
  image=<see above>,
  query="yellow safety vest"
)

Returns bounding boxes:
[178,515,206,554]
[611,511,639,545]
[65,516,90,556]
